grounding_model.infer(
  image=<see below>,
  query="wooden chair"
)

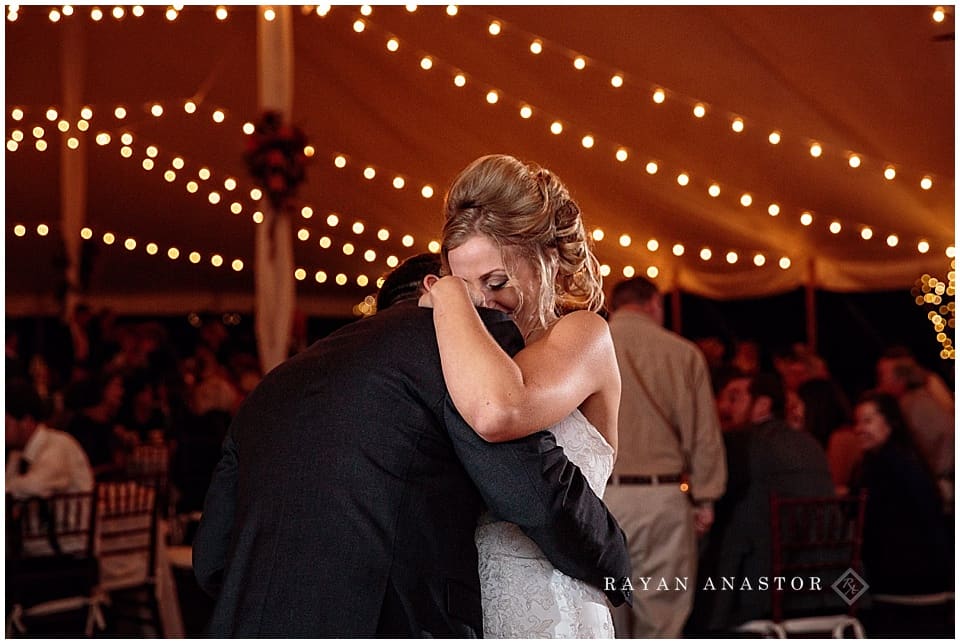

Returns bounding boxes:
[96,479,163,636]
[737,490,868,638]
[126,442,172,516]
[5,490,105,636]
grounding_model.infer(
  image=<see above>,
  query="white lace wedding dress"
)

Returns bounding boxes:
[475,409,615,638]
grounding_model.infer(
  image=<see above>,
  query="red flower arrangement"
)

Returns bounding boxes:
[244,110,309,211]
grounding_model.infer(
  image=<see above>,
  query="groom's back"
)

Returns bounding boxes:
[203,301,508,636]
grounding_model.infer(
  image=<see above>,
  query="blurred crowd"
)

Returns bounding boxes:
[6,304,263,515]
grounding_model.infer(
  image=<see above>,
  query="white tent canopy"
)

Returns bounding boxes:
[5,4,955,317]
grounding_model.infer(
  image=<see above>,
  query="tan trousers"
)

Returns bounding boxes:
[603,484,696,638]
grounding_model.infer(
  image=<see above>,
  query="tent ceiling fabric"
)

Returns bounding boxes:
[5,4,955,316]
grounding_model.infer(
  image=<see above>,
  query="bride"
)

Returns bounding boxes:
[426,154,621,637]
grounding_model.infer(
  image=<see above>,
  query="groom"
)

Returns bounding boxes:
[193,253,632,637]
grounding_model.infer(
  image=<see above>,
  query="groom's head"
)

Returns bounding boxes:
[377,253,443,311]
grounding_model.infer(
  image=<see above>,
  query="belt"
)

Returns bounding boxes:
[608,473,684,486]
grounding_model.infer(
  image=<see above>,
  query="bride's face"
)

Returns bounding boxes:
[446,235,538,325]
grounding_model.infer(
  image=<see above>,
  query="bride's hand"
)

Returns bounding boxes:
[419,275,480,309]
[417,274,441,309]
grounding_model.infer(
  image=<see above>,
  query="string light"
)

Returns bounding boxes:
[43,89,936,284]
[920,176,933,190]
[913,265,955,359]
[768,131,781,145]
[731,117,744,133]
[848,154,861,168]
[883,166,896,180]
[693,104,706,118]
[809,142,823,158]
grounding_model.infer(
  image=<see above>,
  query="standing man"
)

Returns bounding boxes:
[604,277,727,637]
[193,254,631,637]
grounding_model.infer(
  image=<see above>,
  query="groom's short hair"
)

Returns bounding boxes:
[377,253,443,311]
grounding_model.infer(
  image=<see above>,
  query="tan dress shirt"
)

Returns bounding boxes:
[608,309,727,504]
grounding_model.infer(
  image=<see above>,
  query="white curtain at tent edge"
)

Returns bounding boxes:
[255,6,296,375]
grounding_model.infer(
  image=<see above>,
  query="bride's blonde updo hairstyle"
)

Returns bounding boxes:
[441,154,604,331]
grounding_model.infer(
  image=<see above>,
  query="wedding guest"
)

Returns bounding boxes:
[794,378,862,493]
[6,379,93,499]
[65,372,126,477]
[691,372,834,633]
[117,372,168,444]
[605,276,727,637]
[850,391,952,595]
[875,351,953,505]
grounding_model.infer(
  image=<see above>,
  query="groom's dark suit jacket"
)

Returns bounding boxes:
[193,301,631,637]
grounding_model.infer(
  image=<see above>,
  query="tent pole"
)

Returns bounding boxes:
[60,18,86,323]
[805,258,817,351]
[254,5,296,374]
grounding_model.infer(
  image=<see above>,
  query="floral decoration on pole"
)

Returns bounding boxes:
[244,110,310,212]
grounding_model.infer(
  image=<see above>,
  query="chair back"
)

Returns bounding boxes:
[7,489,98,559]
[769,490,868,622]
[96,480,158,591]
[127,441,173,517]
[127,442,170,489]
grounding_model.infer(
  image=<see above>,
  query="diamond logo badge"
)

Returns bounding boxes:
[832,568,869,605]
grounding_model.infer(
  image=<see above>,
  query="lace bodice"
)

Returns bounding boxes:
[475,409,615,638]
[548,408,614,498]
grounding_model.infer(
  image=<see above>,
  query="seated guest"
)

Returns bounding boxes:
[691,372,834,633]
[117,372,168,444]
[851,391,952,596]
[875,351,953,508]
[794,378,862,494]
[6,379,93,499]
[65,372,127,477]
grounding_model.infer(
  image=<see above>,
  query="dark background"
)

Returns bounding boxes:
[8,287,954,403]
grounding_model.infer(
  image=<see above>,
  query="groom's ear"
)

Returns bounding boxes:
[421,274,439,292]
